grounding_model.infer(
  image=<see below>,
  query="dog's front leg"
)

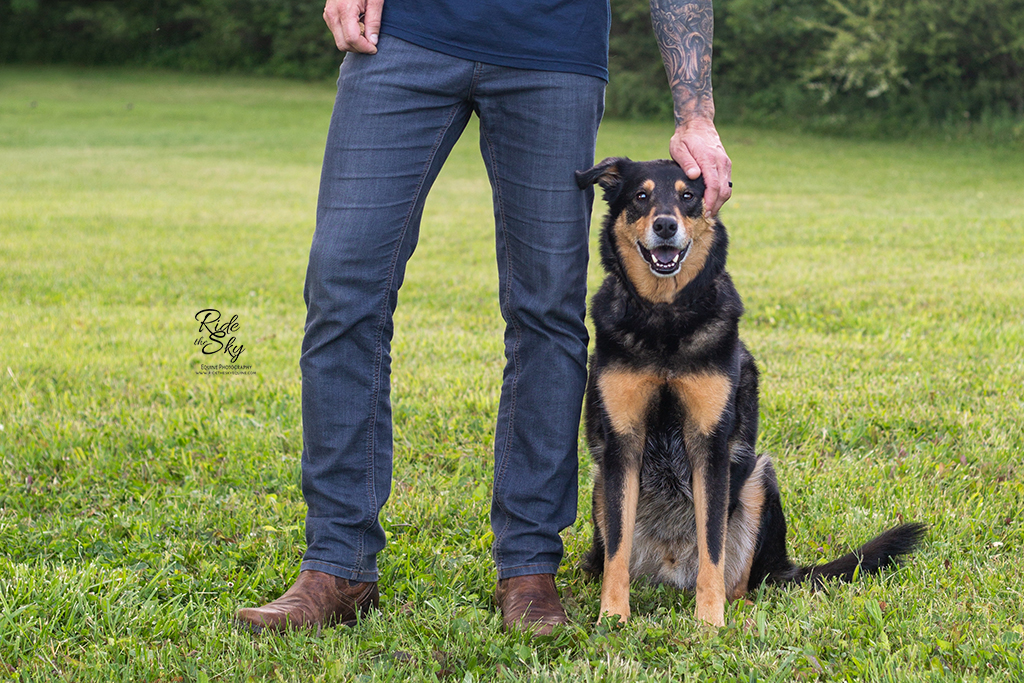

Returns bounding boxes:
[594,369,655,625]
[691,448,729,627]
[597,433,642,624]
[673,373,733,628]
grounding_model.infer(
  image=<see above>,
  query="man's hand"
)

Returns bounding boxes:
[324,0,383,54]
[671,117,731,218]
[650,0,732,217]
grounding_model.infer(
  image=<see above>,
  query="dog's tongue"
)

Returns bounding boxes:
[652,247,679,264]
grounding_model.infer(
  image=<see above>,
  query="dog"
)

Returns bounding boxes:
[575,157,925,627]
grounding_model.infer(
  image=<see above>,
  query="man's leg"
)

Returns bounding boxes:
[474,65,605,632]
[237,36,475,632]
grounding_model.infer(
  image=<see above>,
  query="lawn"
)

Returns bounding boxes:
[1,67,1022,682]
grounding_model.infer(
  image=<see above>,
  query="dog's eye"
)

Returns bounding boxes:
[635,191,648,202]
[681,191,694,201]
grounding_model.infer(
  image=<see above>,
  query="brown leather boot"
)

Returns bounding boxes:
[235,570,378,633]
[494,573,568,635]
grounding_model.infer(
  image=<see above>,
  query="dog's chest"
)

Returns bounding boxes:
[631,418,702,588]
[633,486,700,590]
[639,422,693,502]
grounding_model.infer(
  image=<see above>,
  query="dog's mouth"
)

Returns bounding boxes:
[637,242,690,276]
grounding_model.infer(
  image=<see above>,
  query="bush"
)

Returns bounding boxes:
[606,0,1024,135]
[0,0,341,78]
[2,0,1022,134]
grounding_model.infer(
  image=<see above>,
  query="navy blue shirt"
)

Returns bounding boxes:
[380,0,611,81]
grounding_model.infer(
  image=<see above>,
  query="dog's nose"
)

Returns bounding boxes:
[653,216,677,238]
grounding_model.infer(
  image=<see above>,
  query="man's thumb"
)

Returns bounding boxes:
[671,143,700,179]
[364,0,383,45]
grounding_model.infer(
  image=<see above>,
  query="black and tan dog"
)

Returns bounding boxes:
[575,157,924,627]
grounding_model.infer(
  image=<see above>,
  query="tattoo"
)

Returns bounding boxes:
[650,0,715,126]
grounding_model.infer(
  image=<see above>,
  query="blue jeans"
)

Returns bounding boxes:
[300,36,605,583]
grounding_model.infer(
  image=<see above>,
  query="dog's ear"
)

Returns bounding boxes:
[576,157,629,192]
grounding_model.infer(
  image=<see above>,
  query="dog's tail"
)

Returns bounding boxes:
[768,522,926,586]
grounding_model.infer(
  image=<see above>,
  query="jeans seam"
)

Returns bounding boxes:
[358,101,467,574]
[468,61,483,100]
[481,124,522,571]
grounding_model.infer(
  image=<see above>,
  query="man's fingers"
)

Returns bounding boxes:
[712,168,732,216]
[324,0,378,53]
[685,143,723,218]
[363,0,383,46]
[686,142,731,216]
[700,163,720,218]
[671,144,700,180]
[702,151,730,216]
[340,9,376,54]
[712,153,733,216]
[323,5,346,51]
[670,120,733,216]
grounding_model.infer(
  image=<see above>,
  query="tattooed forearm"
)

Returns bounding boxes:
[650,0,715,126]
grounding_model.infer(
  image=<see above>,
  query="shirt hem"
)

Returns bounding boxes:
[379,26,609,82]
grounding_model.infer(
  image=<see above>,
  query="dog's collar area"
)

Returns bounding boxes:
[637,241,689,276]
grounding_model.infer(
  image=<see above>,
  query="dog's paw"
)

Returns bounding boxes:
[695,604,725,628]
[597,604,631,627]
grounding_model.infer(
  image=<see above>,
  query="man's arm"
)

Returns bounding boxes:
[650,0,732,217]
[324,0,383,54]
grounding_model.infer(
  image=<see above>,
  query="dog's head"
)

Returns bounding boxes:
[577,157,724,304]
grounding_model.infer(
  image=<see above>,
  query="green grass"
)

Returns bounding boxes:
[1,66,1023,681]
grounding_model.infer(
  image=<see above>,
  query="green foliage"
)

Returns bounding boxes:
[714,0,830,111]
[2,67,1024,680]
[802,0,908,101]
[606,0,674,119]
[0,0,1022,130]
[607,0,1024,134]
[0,0,341,77]
[797,0,1024,122]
